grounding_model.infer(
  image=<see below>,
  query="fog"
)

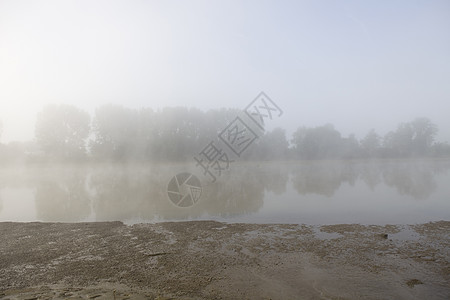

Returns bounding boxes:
[2,3,450,297]
[0,0,450,225]
[1,0,450,143]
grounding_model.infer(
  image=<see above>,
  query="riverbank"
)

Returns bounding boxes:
[0,221,449,299]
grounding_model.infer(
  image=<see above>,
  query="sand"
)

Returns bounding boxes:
[0,221,449,299]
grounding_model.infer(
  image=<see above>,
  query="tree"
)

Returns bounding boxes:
[151,107,243,161]
[151,107,202,161]
[383,123,414,157]
[361,129,380,158]
[252,127,289,160]
[292,124,342,159]
[341,134,360,159]
[89,105,248,162]
[431,142,450,157]
[410,118,437,155]
[35,104,90,160]
[90,104,139,160]
[383,118,437,157]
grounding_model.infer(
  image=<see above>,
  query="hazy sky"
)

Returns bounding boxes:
[1,0,449,143]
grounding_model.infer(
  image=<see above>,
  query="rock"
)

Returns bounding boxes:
[406,279,423,287]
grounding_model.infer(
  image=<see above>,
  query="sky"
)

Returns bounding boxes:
[0,0,449,143]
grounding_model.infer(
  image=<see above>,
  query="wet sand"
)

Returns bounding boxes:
[0,221,449,299]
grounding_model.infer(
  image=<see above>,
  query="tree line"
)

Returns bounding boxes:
[1,104,449,163]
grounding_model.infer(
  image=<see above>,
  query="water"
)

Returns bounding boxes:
[0,159,449,225]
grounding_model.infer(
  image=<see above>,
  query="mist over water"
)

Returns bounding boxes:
[1,2,449,298]
[1,159,448,225]
[1,1,449,226]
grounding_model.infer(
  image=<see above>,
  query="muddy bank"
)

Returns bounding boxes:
[0,221,449,299]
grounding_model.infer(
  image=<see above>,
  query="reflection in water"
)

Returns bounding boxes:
[89,164,266,221]
[359,163,383,190]
[291,162,357,197]
[0,159,449,223]
[89,165,159,221]
[35,165,91,221]
[291,160,445,200]
[381,161,437,199]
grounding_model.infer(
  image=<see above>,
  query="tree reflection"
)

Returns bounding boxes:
[89,164,164,221]
[87,163,270,221]
[255,163,289,195]
[291,161,358,197]
[381,161,437,199]
[200,167,265,218]
[358,163,383,190]
[25,159,450,222]
[290,160,443,199]
[34,165,91,221]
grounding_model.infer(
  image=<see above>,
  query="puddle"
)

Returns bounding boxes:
[389,226,421,241]
[313,227,342,240]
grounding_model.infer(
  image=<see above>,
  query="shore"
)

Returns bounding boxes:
[0,221,449,299]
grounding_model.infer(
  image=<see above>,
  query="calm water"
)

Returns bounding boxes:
[0,159,449,225]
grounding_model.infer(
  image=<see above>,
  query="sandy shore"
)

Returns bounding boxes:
[0,221,449,299]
